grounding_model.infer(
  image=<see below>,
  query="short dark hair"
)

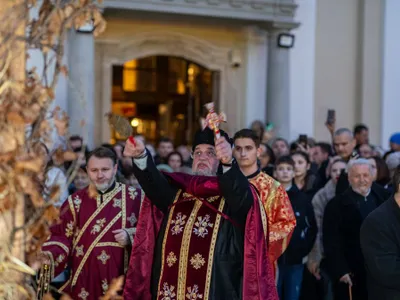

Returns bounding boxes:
[158,137,173,146]
[393,166,400,193]
[354,124,369,135]
[69,135,83,142]
[315,142,333,156]
[87,147,117,165]
[233,129,261,148]
[275,155,295,168]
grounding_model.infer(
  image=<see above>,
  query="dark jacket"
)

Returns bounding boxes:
[360,196,400,300]
[323,187,388,282]
[279,185,317,265]
[131,151,253,300]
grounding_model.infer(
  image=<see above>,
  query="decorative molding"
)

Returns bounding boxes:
[103,0,298,25]
[98,31,230,70]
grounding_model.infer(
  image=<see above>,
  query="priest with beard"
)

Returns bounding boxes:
[123,128,278,300]
[38,147,143,299]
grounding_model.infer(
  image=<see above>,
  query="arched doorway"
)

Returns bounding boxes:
[110,55,219,146]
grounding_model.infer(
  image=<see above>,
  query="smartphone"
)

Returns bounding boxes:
[299,134,308,146]
[327,109,336,125]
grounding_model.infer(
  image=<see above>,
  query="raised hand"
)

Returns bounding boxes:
[215,136,232,164]
[340,273,353,286]
[123,137,146,158]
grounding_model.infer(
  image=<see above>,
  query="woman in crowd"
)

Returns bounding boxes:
[166,151,183,172]
[292,151,319,198]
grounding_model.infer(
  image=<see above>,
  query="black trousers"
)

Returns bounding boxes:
[300,260,334,300]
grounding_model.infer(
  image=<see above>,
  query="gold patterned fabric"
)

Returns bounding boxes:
[41,182,143,300]
[249,172,296,272]
[157,190,225,300]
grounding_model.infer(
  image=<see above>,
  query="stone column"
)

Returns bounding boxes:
[266,30,291,140]
[381,0,400,148]
[67,29,95,149]
[244,26,268,127]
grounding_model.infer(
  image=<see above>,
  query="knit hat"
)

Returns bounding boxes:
[389,132,400,145]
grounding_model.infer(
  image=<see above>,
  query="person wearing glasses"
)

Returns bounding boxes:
[122,127,279,300]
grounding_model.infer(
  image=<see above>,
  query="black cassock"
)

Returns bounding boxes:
[322,187,389,300]
[360,196,400,300]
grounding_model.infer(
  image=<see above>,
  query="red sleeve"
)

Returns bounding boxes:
[266,184,296,264]
[41,196,75,279]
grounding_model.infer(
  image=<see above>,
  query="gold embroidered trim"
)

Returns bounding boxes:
[204,197,225,300]
[157,189,182,297]
[72,183,122,249]
[58,278,70,292]
[96,242,124,248]
[71,211,122,286]
[258,198,268,239]
[121,185,129,273]
[67,196,76,224]
[177,200,202,299]
[42,241,70,255]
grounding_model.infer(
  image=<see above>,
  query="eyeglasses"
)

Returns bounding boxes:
[191,150,216,159]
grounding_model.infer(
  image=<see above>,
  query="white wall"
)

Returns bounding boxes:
[381,0,400,148]
[313,0,361,141]
[289,0,317,141]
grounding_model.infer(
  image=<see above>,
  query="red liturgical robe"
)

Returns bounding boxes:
[249,172,296,275]
[41,182,143,300]
[123,173,278,300]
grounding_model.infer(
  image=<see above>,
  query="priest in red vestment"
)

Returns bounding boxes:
[123,128,278,300]
[232,129,296,276]
[38,147,143,299]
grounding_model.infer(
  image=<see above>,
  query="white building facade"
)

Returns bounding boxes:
[42,0,400,149]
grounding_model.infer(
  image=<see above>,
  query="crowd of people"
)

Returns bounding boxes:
[36,118,400,300]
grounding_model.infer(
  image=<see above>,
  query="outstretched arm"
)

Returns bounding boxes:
[124,139,178,213]
[215,137,253,224]
[218,161,253,224]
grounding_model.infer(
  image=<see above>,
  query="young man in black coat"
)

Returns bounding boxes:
[323,158,388,300]
[360,166,400,300]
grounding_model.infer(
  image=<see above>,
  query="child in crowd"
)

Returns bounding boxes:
[274,155,318,300]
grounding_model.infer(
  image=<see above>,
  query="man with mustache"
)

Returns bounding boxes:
[38,147,143,299]
[323,159,388,300]
[123,128,278,300]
